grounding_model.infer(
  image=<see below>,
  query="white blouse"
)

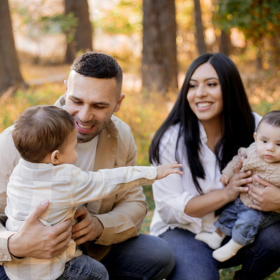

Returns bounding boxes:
[150,113,262,236]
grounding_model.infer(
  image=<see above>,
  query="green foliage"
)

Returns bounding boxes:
[40,13,78,36]
[10,2,77,42]
[214,0,280,41]
[96,0,142,35]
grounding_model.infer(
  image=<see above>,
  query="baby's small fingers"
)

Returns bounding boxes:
[173,170,183,175]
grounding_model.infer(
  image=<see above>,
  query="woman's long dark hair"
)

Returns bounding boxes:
[149,53,255,195]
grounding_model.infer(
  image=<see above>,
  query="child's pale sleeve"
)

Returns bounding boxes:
[222,147,248,177]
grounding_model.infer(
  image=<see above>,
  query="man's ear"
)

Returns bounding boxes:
[114,94,125,113]
[253,132,257,142]
[64,80,68,98]
[51,150,60,165]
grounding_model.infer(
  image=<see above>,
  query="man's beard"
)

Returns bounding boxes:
[76,118,111,143]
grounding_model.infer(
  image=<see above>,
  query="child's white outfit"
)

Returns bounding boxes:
[4,159,156,280]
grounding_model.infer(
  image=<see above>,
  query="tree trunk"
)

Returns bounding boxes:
[142,0,178,94]
[65,0,93,64]
[193,0,207,55]
[220,30,232,56]
[0,0,25,96]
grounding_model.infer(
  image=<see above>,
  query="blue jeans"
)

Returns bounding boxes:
[160,224,280,280]
[0,234,174,280]
[215,198,280,246]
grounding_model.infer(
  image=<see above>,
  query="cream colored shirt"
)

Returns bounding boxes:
[0,96,149,264]
[4,159,156,280]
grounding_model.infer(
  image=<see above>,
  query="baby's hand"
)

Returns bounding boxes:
[156,162,183,180]
[220,174,230,186]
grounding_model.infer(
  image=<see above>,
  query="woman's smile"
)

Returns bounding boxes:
[196,102,213,111]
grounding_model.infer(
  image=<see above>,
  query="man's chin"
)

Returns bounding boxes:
[77,132,98,143]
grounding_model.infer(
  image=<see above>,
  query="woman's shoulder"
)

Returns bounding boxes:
[252,112,262,130]
[159,123,180,153]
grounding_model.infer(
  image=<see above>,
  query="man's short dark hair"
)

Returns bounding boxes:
[256,110,280,131]
[71,52,123,94]
[13,106,75,163]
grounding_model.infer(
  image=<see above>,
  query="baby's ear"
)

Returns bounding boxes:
[51,150,60,165]
[253,132,257,142]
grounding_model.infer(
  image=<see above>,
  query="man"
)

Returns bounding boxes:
[0,52,175,279]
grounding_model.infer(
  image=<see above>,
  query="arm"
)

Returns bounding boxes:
[185,159,251,218]
[73,130,151,245]
[222,148,247,177]
[0,127,72,260]
[247,175,280,212]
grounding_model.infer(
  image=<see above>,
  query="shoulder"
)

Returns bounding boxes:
[0,125,20,161]
[111,115,132,136]
[159,124,180,155]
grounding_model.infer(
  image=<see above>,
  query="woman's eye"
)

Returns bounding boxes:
[189,84,196,88]
[277,143,280,146]
[262,140,267,143]
[208,83,217,87]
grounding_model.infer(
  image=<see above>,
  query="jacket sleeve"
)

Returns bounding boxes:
[0,127,21,262]
[94,132,149,245]
[222,147,248,177]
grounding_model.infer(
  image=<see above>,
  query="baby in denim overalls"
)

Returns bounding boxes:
[195,110,280,262]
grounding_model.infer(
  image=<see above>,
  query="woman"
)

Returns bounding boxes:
[149,53,280,280]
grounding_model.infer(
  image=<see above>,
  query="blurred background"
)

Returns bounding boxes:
[1,1,280,277]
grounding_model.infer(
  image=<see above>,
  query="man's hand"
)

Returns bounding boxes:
[247,175,280,212]
[8,200,72,259]
[73,206,104,245]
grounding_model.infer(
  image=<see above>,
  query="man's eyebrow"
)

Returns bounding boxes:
[69,95,110,106]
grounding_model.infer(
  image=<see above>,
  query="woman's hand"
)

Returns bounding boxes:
[8,200,72,259]
[223,158,251,201]
[247,175,280,212]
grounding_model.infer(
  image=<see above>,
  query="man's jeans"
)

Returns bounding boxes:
[215,198,280,245]
[0,234,175,280]
[160,222,280,280]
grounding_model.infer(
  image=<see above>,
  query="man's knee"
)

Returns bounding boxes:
[62,254,109,280]
[141,235,175,279]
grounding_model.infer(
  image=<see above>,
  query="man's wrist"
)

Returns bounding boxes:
[93,216,104,240]
[8,233,24,258]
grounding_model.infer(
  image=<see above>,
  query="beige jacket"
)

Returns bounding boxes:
[0,96,148,262]
[222,142,280,210]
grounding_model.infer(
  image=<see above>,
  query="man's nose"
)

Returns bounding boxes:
[78,106,93,123]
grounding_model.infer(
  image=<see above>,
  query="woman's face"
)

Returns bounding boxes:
[187,63,223,124]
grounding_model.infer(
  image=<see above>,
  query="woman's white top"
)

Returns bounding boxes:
[150,112,262,236]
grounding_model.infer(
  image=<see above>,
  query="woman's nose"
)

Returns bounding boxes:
[196,84,207,97]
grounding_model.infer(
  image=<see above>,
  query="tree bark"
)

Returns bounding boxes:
[193,0,207,55]
[64,0,93,64]
[220,30,232,56]
[142,0,178,94]
[0,0,25,96]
